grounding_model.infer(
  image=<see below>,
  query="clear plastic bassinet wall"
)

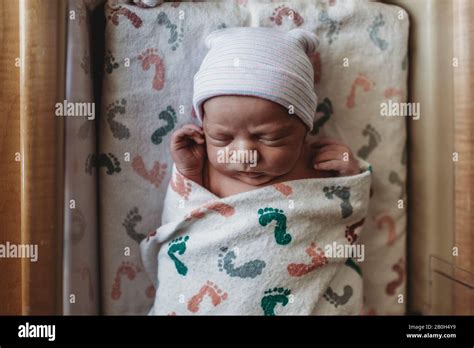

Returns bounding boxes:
[0,0,472,316]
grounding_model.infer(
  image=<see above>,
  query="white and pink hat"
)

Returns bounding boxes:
[193,27,319,131]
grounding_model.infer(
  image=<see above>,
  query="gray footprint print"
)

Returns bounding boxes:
[217,247,266,279]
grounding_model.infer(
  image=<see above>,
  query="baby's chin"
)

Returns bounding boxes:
[232,171,277,186]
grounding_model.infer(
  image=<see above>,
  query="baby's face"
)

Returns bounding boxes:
[202,95,307,186]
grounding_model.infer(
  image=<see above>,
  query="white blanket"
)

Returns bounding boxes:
[141,162,372,315]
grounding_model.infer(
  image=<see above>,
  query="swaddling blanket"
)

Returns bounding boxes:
[141,163,372,315]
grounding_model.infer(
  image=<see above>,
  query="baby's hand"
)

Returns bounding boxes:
[311,138,360,177]
[170,124,206,182]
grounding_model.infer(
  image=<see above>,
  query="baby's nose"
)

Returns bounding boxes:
[231,139,259,167]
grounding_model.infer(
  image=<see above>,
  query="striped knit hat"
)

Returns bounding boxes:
[193,27,319,131]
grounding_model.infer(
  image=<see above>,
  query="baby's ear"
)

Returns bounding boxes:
[287,29,319,55]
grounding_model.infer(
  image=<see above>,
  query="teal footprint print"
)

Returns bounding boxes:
[167,235,189,276]
[258,207,292,245]
[345,257,362,277]
[261,287,292,316]
[323,186,353,218]
[217,247,266,279]
[311,97,333,135]
[318,10,341,45]
[368,13,388,51]
[151,106,177,145]
[157,12,184,51]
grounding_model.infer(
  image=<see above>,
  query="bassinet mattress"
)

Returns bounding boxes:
[99,0,408,315]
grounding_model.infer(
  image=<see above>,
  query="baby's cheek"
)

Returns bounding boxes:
[260,147,298,172]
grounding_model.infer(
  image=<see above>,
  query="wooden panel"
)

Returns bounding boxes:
[453,0,474,315]
[382,0,455,314]
[19,0,66,315]
[0,0,22,315]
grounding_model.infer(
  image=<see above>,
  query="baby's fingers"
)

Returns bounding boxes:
[313,150,346,164]
[172,127,205,146]
[314,160,346,172]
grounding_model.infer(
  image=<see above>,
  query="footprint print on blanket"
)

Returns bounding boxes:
[323,186,353,218]
[287,243,328,277]
[85,153,121,175]
[357,124,381,159]
[368,13,388,51]
[345,218,365,244]
[157,12,184,51]
[218,247,266,279]
[318,10,341,44]
[187,281,228,313]
[132,155,167,189]
[106,99,130,140]
[104,49,119,74]
[345,257,362,277]
[111,261,141,300]
[323,285,353,307]
[386,258,405,295]
[309,52,321,84]
[389,171,405,200]
[167,236,189,276]
[122,206,146,244]
[273,182,293,196]
[346,74,375,109]
[170,169,192,200]
[311,97,333,135]
[138,48,165,91]
[261,287,292,316]
[151,106,177,145]
[258,207,292,245]
[107,6,143,28]
[269,5,304,26]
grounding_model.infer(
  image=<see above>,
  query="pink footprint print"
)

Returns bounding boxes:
[107,6,143,28]
[132,155,167,188]
[385,258,405,295]
[205,201,235,217]
[111,261,141,300]
[273,183,293,197]
[345,218,365,244]
[374,213,396,246]
[384,87,404,102]
[186,201,235,220]
[146,284,156,299]
[145,230,157,242]
[346,74,375,108]
[287,243,328,277]
[138,48,165,91]
[187,281,228,313]
[270,5,304,26]
[81,267,95,302]
[170,169,192,200]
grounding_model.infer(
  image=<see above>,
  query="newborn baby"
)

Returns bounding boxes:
[171,28,360,198]
[141,27,372,315]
